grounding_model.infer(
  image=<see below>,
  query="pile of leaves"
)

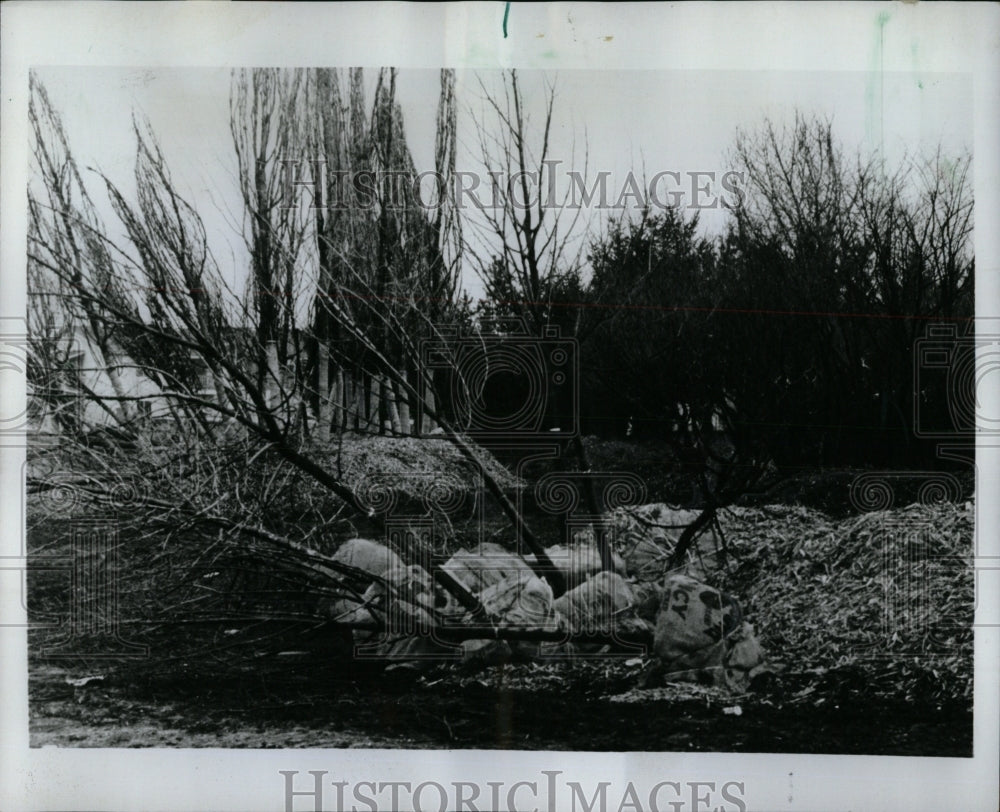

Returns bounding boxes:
[711,501,974,705]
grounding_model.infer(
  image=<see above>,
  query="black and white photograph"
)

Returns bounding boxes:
[2,3,998,811]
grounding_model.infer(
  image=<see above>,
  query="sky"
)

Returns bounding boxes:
[32,65,973,299]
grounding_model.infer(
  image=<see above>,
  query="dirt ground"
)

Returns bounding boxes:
[28,660,972,756]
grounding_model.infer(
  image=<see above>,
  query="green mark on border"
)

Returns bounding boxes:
[503,2,511,38]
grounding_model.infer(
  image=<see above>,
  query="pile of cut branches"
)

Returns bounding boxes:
[25,430,538,685]
[712,501,974,704]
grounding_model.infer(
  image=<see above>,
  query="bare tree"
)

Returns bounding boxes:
[306,68,463,439]
[467,70,589,336]
[230,68,312,424]
[461,70,623,571]
[27,74,137,430]
[723,112,973,466]
[26,69,572,671]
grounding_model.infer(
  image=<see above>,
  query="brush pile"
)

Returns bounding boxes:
[27,422,974,709]
[712,501,974,704]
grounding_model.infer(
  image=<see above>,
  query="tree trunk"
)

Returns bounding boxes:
[363,374,373,431]
[265,340,280,412]
[385,375,402,434]
[666,507,717,572]
[396,372,411,435]
[423,378,437,434]
[104,363,133,424]
[572,434,615,573]
[351,374,360,431]
[333,366,344,433]
[317,343,332,441]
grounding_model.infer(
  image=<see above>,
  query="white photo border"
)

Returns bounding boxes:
[2,3,997,811]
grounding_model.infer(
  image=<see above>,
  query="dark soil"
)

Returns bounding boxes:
[29,661,972,755]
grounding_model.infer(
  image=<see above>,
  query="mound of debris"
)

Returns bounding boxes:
[316,434,522,513]
[713,500,975,704]
[323,497,974,704]
[326,504,768,691]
